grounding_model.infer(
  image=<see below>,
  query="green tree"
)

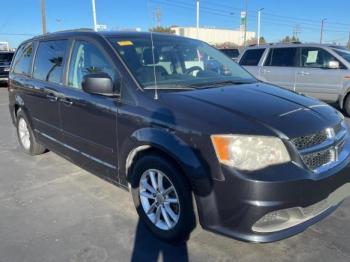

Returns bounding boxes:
[259,36,267,44]
[149,26,175,34]
[280,36,291,43]
[280,35,299,43]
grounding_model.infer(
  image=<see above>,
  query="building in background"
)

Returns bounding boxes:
[0,42,9,51]
[171,26,255,46]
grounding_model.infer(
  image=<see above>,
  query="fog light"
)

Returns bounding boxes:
[253,210,290,229]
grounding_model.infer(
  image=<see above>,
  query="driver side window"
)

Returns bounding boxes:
[301,47,344,69]
[68,40,117,90]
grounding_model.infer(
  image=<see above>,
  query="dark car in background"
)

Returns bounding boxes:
[8,30,350,243]
[219,48,239,61]
[0,51,14,84]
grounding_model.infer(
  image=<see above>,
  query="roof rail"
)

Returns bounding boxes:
[49,28,95,34]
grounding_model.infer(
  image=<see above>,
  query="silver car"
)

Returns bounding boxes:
[237,43,350,115]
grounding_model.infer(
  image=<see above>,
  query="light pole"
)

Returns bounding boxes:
[41,0,47,34]
[320,18,327,44]
[243,0,248,47]
[91,0,98,31]
[257,8,264,45]
[196,0,200,39]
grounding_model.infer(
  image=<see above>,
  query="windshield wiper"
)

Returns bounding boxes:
[144,84,196,90]
[187,80,257,89]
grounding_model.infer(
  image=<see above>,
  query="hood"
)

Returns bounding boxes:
[169,83,341,138]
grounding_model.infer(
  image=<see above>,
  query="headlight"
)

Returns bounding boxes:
[211,135,290,171]
[3,67,10,72]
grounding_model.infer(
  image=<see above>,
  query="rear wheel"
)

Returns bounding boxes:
[16,109,46,155]
[130,154,195,243]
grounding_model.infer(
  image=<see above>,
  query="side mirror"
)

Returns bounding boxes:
[328,61,340,69]
[82,73,117,96]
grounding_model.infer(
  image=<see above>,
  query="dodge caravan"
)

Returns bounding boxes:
[8,30,350,243]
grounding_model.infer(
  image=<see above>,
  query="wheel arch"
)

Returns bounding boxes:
[121,127,212,197]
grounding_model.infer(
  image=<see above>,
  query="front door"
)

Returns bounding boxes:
[60,38,119,180]
[295,47,346,102]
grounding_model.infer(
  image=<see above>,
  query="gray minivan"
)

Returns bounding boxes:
[238,44,350,115]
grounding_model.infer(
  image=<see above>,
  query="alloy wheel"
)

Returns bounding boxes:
[139,169,180,230]
[18,118,31,150]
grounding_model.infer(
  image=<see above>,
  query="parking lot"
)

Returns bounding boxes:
[1,86,350,262]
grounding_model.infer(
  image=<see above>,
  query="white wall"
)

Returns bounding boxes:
[172,27,255,46]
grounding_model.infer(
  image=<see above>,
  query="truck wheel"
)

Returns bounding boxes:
[16,109,46,155]
[130,154,196,243]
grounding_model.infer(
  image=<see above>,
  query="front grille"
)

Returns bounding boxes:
[291,131,328,150]
[302,149,334,170]
[291,121,347,172]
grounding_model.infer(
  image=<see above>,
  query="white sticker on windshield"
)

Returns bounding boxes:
[306,50,318,63]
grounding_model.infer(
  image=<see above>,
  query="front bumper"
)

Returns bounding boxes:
[195,141,350,243]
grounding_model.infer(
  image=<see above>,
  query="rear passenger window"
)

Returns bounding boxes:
[33,40,67,84]
[12,42,35,76]
[239,49,265,66]
[265,48,298,67]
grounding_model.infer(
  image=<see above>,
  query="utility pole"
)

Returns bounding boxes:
[155,7,162,27]
[320,18,327,44]
[91,0,98,31]
[293,24,301,40]
[196,0,200,39]
[41,0,47,34]
[257,8,264,45]
[243,0,248,47]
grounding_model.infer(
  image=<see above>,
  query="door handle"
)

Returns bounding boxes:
[46,93,58,102]
[60,97,73,106]
[297,71,310,76]
[262,69,270,73]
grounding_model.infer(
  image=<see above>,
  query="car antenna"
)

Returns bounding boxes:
[150,30,159,100]
[147,0,158,100]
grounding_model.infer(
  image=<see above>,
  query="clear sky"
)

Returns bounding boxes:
[1,0,350,48]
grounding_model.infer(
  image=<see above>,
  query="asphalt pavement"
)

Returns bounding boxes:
[1,86,350,262]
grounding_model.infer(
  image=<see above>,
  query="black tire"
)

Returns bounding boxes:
[130,154,196,243]
[344,95,350,117]
[16,109,46,155]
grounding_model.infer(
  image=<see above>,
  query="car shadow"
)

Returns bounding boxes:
[131,220,189,262]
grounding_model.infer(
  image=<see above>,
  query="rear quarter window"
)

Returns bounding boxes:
[239,49,265,66]
[12,42,35,76]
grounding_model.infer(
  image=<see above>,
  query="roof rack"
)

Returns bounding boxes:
[48,28,95,34]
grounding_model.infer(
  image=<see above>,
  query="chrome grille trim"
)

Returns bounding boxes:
[291,121,348,172]
[291,131,328,151]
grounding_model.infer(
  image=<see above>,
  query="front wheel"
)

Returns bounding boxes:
[130,154,196,243]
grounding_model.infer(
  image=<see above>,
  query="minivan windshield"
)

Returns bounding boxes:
[333,48,350,64]
[108,35,256,90]
[0,52,14,65]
